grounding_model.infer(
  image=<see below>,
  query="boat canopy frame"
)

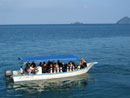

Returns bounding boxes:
[18,54,80,62]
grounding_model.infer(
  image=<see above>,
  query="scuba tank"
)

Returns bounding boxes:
[60,67,62,72]
[50,67,53,73]
[72,66,75,71]
[67,66,69,72]
[70,66,72,71]
[57,67,59,73]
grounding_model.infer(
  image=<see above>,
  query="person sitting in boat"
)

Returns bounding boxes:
[30,64,36,74]
[68,61,75,71]
[48,63,54,73]
[25,63,31,73]
[36,64,42,74]
[57,60,62,68]
[42,62,47,73]
[31,61,36,67]
[80,58,87,68]
[54,63,59,73]
[62,62,67,72]
[47,61,52,72]
[38,62,42,67]
[20,66,24,75]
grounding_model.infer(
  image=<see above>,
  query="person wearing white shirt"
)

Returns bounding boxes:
[36,65,42,74]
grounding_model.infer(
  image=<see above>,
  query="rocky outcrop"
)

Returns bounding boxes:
[116,17,130,24]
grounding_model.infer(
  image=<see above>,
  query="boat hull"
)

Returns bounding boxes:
[13,62,97,82]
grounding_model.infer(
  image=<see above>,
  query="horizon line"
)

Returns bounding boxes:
[0,23,122,25]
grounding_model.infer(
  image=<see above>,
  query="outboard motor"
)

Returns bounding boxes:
[5,70,13,82]
[5,70,13,77]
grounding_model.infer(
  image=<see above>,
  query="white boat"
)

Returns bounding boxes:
[5,55,98,82]
[6,74,92,92]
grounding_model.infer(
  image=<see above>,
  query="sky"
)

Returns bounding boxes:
[0,0,130,24]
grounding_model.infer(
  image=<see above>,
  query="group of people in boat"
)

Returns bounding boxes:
[20,58,87,75]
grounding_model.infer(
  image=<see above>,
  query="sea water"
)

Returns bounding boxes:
[0,24,130,98]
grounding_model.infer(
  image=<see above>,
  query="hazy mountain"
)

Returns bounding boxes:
[71,22,84,24]
[116,17,130,24]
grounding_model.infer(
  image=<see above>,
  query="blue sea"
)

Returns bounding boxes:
[0,24,130,98]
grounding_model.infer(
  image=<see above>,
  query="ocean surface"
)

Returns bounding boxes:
[0,24,130,98]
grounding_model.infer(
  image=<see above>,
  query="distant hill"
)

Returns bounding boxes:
[71,22,84,24]
[116,17,130,24]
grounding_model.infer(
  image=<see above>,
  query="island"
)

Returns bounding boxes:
[116,17,130,24]
[71,22,84,24]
